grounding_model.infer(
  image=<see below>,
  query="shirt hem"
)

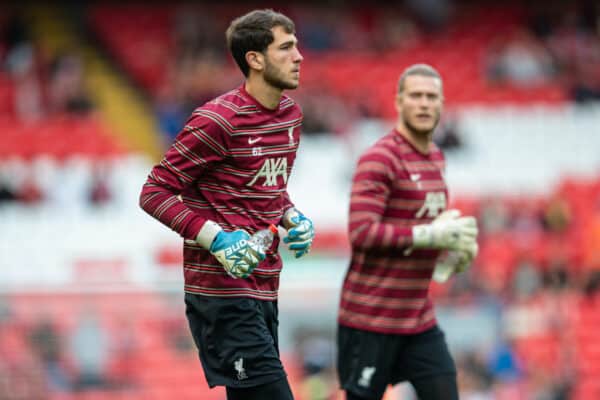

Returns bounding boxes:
[337,317,437,335]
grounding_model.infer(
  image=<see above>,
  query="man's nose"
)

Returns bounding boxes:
[293,48,303,63]
[419,96,432,108]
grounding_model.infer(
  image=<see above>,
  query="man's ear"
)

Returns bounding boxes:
[246,51,264,72]
[394,94,403,114]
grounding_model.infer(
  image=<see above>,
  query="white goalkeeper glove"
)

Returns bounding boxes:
[411,209,478,251]
[192,221,265,279]
[432,241,479,283]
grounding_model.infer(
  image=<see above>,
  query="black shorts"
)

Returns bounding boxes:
[185,293,287,388]
[337,324,456,399]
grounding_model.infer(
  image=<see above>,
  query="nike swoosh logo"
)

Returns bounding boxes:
[248,137,262,145]
[410,174,421,181]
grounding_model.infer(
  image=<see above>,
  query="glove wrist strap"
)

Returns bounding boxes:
[412,224,433,248]
[196,220,223,250]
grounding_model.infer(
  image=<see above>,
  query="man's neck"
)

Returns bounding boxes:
[245,77,282,110]
[396,121,432,154]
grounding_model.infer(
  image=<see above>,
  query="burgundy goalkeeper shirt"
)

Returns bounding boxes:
[140,85,302,300]
[338,129,448,334]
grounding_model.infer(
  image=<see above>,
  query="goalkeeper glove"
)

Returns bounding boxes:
[282,208,315,258]
[195,221,265,279]
[432,241,479,283]
[412,209,478,252]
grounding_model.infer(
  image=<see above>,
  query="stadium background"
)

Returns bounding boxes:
[1,1,600,399]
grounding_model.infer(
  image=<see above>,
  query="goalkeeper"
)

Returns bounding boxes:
[336,64,478,400]
[139,9,313,400]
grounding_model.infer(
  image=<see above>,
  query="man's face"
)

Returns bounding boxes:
[262,26,303,90]
[396,75,443,135]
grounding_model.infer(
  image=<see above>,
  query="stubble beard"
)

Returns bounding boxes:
[264,60,298,90]
[403,108,441,137]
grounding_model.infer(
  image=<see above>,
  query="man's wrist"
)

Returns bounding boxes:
[195,220,223,249]
[412,224,433,248]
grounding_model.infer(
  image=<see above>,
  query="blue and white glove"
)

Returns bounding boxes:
[282,208,315,258]
[195,221,265,279]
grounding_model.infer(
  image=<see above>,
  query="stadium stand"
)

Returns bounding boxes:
[1,1,600,399]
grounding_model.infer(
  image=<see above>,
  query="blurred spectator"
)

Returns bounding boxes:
[5,41,44,122]
[296,90,350,135]
[406,0,451,32]
[583,270,600,298]
[165,316,195,355]
[156,6,237,143]
[335,7,377,51]
[2,9,28,50]
[296,7,340,51]
[542,261,570,293]
[0,296,11,323]
[527,366,572,400]
[376,8,419,51]
[542,195,572,233]
[527,3,558,40]
[0,178,17,204]
[28,318,71,392]
[70,309,110,391]
[16,171,44,205]
[2,9,45,122]
[48,52,93,115]
[487,338,522,383]
[434,115,464,151]
[295,330,337,400]
[511,199,544,235]
[546,6,600,102]
[155,84,188,145]
[87,164,112,206]
[487,29,556,87]
[456,351,494,400]
[478,197,510,235]
[173,5,225,59]
[109,313,138,389]
[512,259,542,301]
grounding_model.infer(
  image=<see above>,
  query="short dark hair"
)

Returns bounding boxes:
[226,9,295,77]
[397,64,443,93]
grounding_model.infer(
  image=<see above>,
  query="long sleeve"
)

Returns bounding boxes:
[348,151,414,251]
[139,113,228,240]
[281,191,295,212]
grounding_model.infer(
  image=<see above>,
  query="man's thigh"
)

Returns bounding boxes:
[185,294,286,389]
[337,324,400,400]
[390,325,456,384]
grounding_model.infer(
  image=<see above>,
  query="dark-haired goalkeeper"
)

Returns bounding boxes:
[139,9,314,400]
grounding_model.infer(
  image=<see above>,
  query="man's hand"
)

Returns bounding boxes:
[282,208,315,258]
[455,240,478,273]
[412,209,478,251]
[432,241,478,283]
[209,230,265,279]
[193,220,264,279]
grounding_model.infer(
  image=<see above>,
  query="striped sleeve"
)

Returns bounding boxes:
[280,191,295,216]
[348,150,413,250]
[139,113,229,240]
